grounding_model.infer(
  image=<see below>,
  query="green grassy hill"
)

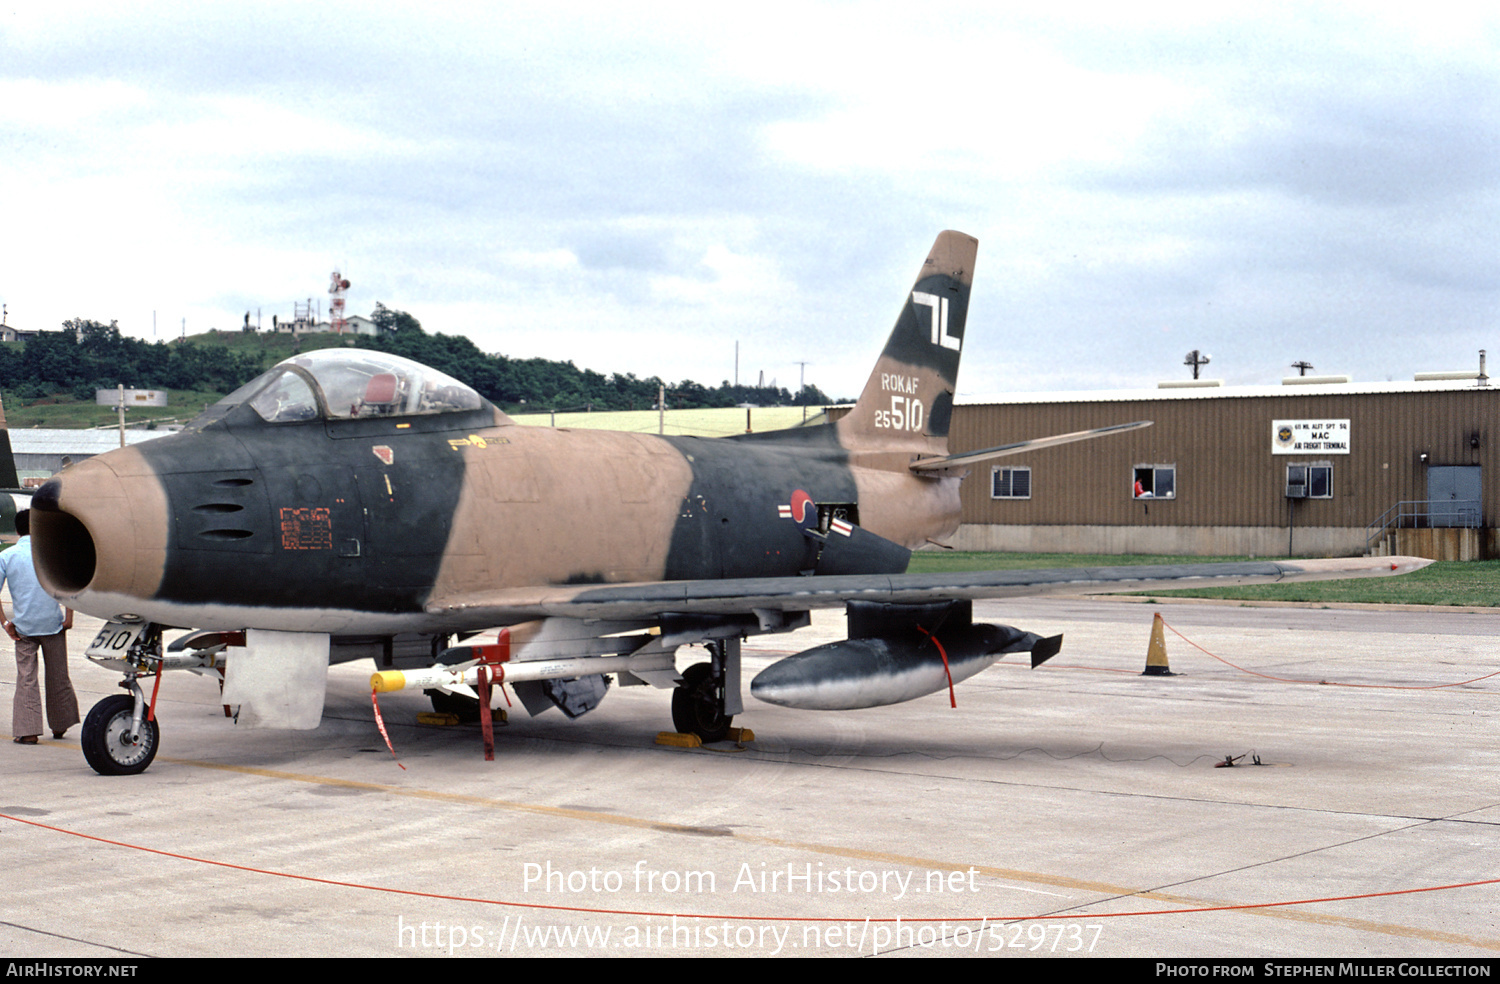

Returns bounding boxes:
[5,388,226,430]
[182,328,353,363]
[905,551,1499,607]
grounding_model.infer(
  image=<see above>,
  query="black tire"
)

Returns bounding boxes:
[671,662,732,743]
[426,688,482,723]
[81,694,159,776]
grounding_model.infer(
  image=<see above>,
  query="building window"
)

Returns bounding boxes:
[992,466,1031,499]
[1133,465,1175,499]
[1286,463,1332,499]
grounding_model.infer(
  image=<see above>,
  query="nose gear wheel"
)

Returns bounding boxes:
[81,694,159,776]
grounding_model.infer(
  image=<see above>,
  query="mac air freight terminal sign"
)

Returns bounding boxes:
[1272,419,1350,454]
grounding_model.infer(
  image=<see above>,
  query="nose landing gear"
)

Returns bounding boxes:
[81,691,159,776]
[80,621,172,776]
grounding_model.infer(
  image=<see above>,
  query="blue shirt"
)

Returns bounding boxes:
[0,537,65,638]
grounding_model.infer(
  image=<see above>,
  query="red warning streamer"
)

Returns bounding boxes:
[477,666,495,762]
[369,689,406,770]
[916,625,957,708]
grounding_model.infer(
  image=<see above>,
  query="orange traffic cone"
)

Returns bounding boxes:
[1142,612,1176,676]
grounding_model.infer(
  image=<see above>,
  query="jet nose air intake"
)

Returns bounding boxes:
[30,477,96,593]
[29,451,169,605]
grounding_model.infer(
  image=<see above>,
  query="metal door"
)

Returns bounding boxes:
[1427,465,1481,527]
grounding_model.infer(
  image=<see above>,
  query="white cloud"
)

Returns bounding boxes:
[1,3,1499,398]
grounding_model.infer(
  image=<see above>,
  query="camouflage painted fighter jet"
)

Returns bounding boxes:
[28,231,1427,774]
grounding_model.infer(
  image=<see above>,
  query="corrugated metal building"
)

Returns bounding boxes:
[9,428,173,484]
[931,379,1495,559]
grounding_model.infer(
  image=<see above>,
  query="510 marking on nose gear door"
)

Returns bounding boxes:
[86,621,146,658]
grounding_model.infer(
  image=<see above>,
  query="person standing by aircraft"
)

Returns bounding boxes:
[3,509,77,744]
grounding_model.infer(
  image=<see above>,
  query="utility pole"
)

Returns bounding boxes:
[795,361,810,421]
[1184,349,1211,380]
[1291,360,1314,377]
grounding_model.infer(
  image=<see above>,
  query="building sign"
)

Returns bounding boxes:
[1272,419,1350,455]
[95,388,167,407]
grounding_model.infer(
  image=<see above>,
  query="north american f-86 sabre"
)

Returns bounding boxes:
[29,231,1425,774]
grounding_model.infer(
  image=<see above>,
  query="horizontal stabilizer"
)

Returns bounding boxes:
[909,420,1152,472]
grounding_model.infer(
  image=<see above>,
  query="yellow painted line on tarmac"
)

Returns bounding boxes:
[141,752,1500,951]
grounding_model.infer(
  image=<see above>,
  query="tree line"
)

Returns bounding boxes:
[0,320,264,400]
[359,305,836,411]
[3,308,839,413]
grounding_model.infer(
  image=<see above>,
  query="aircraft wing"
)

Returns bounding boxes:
[426,556,1432,625]
[908,420,1153,472]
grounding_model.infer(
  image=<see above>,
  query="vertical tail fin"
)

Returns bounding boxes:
[0,396,26,539]
[0,396,19,489]
[837,230,977,455]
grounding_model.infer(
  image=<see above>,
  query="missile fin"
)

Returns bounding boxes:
[1030,634,1063,669]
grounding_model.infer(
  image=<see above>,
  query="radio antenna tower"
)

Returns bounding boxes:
[329,270,351,334]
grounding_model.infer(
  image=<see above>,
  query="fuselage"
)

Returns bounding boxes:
[31,226,982,642]
[30,353,960,637]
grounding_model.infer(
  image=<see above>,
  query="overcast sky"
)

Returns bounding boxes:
[3,3,1498,401]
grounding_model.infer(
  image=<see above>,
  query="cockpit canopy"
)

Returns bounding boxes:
[220,350,486,423]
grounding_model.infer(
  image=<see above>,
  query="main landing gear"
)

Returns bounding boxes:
[427,688,484,723]
[671,638,742,743]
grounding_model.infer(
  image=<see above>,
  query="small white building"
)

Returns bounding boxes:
[305,314,380,337]
[95,389,168,408]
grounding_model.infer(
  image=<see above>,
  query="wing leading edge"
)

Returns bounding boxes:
[427,556,1433,626]
[908,420,1153,473]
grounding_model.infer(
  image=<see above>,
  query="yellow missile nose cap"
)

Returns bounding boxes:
[370,670,408,693]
